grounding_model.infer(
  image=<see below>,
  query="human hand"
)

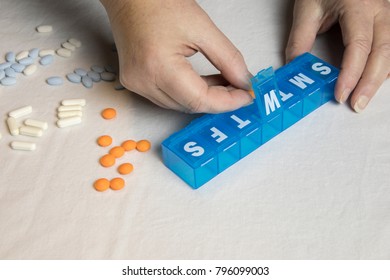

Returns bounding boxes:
[286,0,390,113]
[100,0,252,113]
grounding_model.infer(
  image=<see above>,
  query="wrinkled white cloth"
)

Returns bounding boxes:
[0,0,389,259]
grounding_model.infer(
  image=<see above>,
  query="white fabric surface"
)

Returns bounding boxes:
[0,0,389,260]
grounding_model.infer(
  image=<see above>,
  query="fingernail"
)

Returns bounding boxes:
[339,88,351,104]
[353,95,369,113]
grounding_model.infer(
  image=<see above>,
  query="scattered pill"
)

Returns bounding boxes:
[94,178,110,192]
[110,177,125,191]
[18,57,34,65]
[61,42,76,51]
[114,82,125,90]
[11,63,26,73]
[0,70,5,80]
[0,62,12,70]
[56,116,82,128]
[68,38,82,48]
[7,117,19,136]
[5,67,16,78]
[118,163,133,175]
[74,68,87,76]
[11,141,36,151]
[136,139,151,152]
[39,49,55,57]
[81,75,93,88]
[46,76,63,86]
[36,25,52,33]
[91,65,104,73]
[101,108,116,119]
[40,55,54,65]
[16,50,29,61]
[29,48,40,58]
[101,72,116,82]
[57,105,82,112]
[9,105,32,118]
[5,52,15,62]
[104,65,116,73]
[57,110,83,118]
[24,119,48,130]
[109,146,125,158]
[87,71,101,82]
[99,154,115,167]
[1,77,17,86]
[0,133,2,141]
[121,140,136,151]
[19,126,43,137]
[56,48,72,58]
[66,73,81,83]
[97,135,112,147]
[23,64,37,76]
[61,99,86,106]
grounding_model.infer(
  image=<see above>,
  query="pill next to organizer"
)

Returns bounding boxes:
[36,25,52,33]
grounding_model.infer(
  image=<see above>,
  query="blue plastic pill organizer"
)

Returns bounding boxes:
[162,53,339,189]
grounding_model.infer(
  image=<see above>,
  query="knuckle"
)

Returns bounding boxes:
[186,96,205,113]
[372,42,390,61]
[349,37,372,55]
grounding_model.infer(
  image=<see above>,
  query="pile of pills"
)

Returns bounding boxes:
[6,105,48,151]
[56,99,86,128]
[93,109,151,192]
[66,65,117,89]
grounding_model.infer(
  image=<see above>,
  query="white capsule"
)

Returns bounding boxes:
[9,105,33,118]
[36,25,52,33]
[57,105,82,112]
[11,141,36,151]
[61,99,86,106]
[19,126,43,137]
[58,110,83,118]
[56,48,72,58]
[62,42,76,51]
[24,119,48,130]
[16,50,29,61]
[23,64,37,76]
[0,132,2,141]
[68,38,81,48]
[39,49,55,57]
[7,117,19,136]
[56,116,82,128]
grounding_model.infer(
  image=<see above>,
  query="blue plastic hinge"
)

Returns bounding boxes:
[162,53,339,189]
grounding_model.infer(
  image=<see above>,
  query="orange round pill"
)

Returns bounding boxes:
[101,108,117,120]
[94,178,110,192]
[110,177,125,190]
[136,139,151,152]
[99,154,116,167]
[118,163,134,175]
[109,146,125,158]
[121,140,137,151]
[97,135,112,147]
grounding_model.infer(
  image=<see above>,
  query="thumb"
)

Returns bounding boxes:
[286,0,323,62]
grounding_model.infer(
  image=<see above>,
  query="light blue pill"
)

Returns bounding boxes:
[40,55,54,66]
[0,62,12,70]
[1,77,17,86]
[74,68,87,76]
[5,67,16,78]
[91,65,104,73]
[66,73,81,83]
[81,75,93,88]
[46,76,63,86]
[18,57,34,65]
[101,72,116,82]
[114,83,125,90]
[11,63,26,73]
[5,52,15,63]
[87,70,101,82]
[104,65,116,73]
[0,70,5,80]
[29,48,40,58]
